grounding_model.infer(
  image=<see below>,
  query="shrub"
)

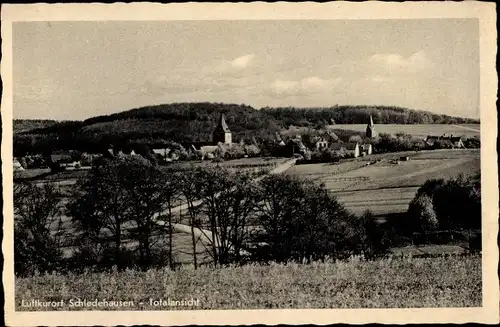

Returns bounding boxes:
[14,182,66,276]
[354,210,389,259]
[463,136,480,149]
[407,194,439,232]
[408,174,481,233]
[432,174,481,230]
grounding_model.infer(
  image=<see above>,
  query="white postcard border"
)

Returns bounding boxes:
[1,2,498,326]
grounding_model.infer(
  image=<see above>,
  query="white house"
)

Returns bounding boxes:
[360,143,373,155]
[344,142,360,158]
[315,138,329,150]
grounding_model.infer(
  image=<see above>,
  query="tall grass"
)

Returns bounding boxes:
[16,255,481,310]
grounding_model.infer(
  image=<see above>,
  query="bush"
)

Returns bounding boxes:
[407,174,481,233]
[14,182,66,276]
[463,136,480,148]
[408,194,439,232]
[432,174,481,230]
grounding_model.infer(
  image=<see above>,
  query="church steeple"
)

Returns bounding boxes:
[366,114,377,138]
[213,113,232,145]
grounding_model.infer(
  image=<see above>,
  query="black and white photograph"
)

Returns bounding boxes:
[2,2,498,326]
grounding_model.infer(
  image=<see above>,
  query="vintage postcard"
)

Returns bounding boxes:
[1,2,498,326]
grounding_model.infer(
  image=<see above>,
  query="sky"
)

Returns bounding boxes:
[13,19,479,120]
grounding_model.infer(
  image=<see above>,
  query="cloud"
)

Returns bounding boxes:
[230,54,255,69]
[269,76,342,97]
[369,50,433,73]
[197,54,258,80]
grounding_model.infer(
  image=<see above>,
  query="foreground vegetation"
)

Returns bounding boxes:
[16,255,481,310]
[14,153,481,276]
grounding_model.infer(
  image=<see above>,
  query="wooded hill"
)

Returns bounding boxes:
[14,102,479,155]
[13,119,58,134]
[262,105,478,126]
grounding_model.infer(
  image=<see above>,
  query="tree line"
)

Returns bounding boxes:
[262,105,479,126]
[14,102,479,156]
[14,156,481,277]
[14,157,385,276]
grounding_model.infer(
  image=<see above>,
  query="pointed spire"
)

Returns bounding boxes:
[366,114,377,138]
[216,113,231,133]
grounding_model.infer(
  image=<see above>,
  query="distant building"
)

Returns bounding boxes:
[425,134,465,148]
[315,138,329,150]
[450,137,465,148]
[328,141,361,158]
[199,145,220,160]
[360,143,373,155]
[325,130,339,142]
[275,132,286,146]
[213,113,232,145]
[152,148,174,162]
[366,115,377,138]
[13,158,24,171]
[50,154,80,170]
[152,148,171,158]
[329,143,347,158]
[345,142,360,158]
[81,152,102,166]
[285,138,307,157]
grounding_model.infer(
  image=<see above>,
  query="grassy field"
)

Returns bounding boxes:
[15,255,481,310]
[172,157,288,171]
[328,124,480,138]
[287,149,480,215]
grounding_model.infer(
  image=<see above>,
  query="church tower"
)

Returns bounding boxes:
[366,114,377,138]
[213,113,232,145]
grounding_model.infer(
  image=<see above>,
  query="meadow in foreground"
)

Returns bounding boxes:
[16,255,481,310]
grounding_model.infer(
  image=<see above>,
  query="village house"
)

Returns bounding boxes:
[152,148,172,161]
[49,154,80,170]
[284,138,307,157]
[325,130,339,142]
[360,143,373,156]
[345,142,360,158]
[329,142,360,158]
[13,158,25,171]
[197,145,220,160]
[104,147,143,163]
[275,132,286,146]
[425,134,465,148]
[80,152,103,166]
[315,137,329,150]
[329,143,347,158]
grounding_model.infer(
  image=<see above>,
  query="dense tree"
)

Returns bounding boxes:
[354,210,389,259]
[263,105,478,126]
[194,167,259,266]
[69,158,133,269]
[408,195,439,232]
[254,175,360,262]
[407,174,481,232]
[14,182,65,276]
[121,161,169,269]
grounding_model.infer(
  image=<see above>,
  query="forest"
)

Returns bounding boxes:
[14,102,479,156]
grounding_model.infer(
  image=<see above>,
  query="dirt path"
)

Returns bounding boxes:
[153,158,297,249]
